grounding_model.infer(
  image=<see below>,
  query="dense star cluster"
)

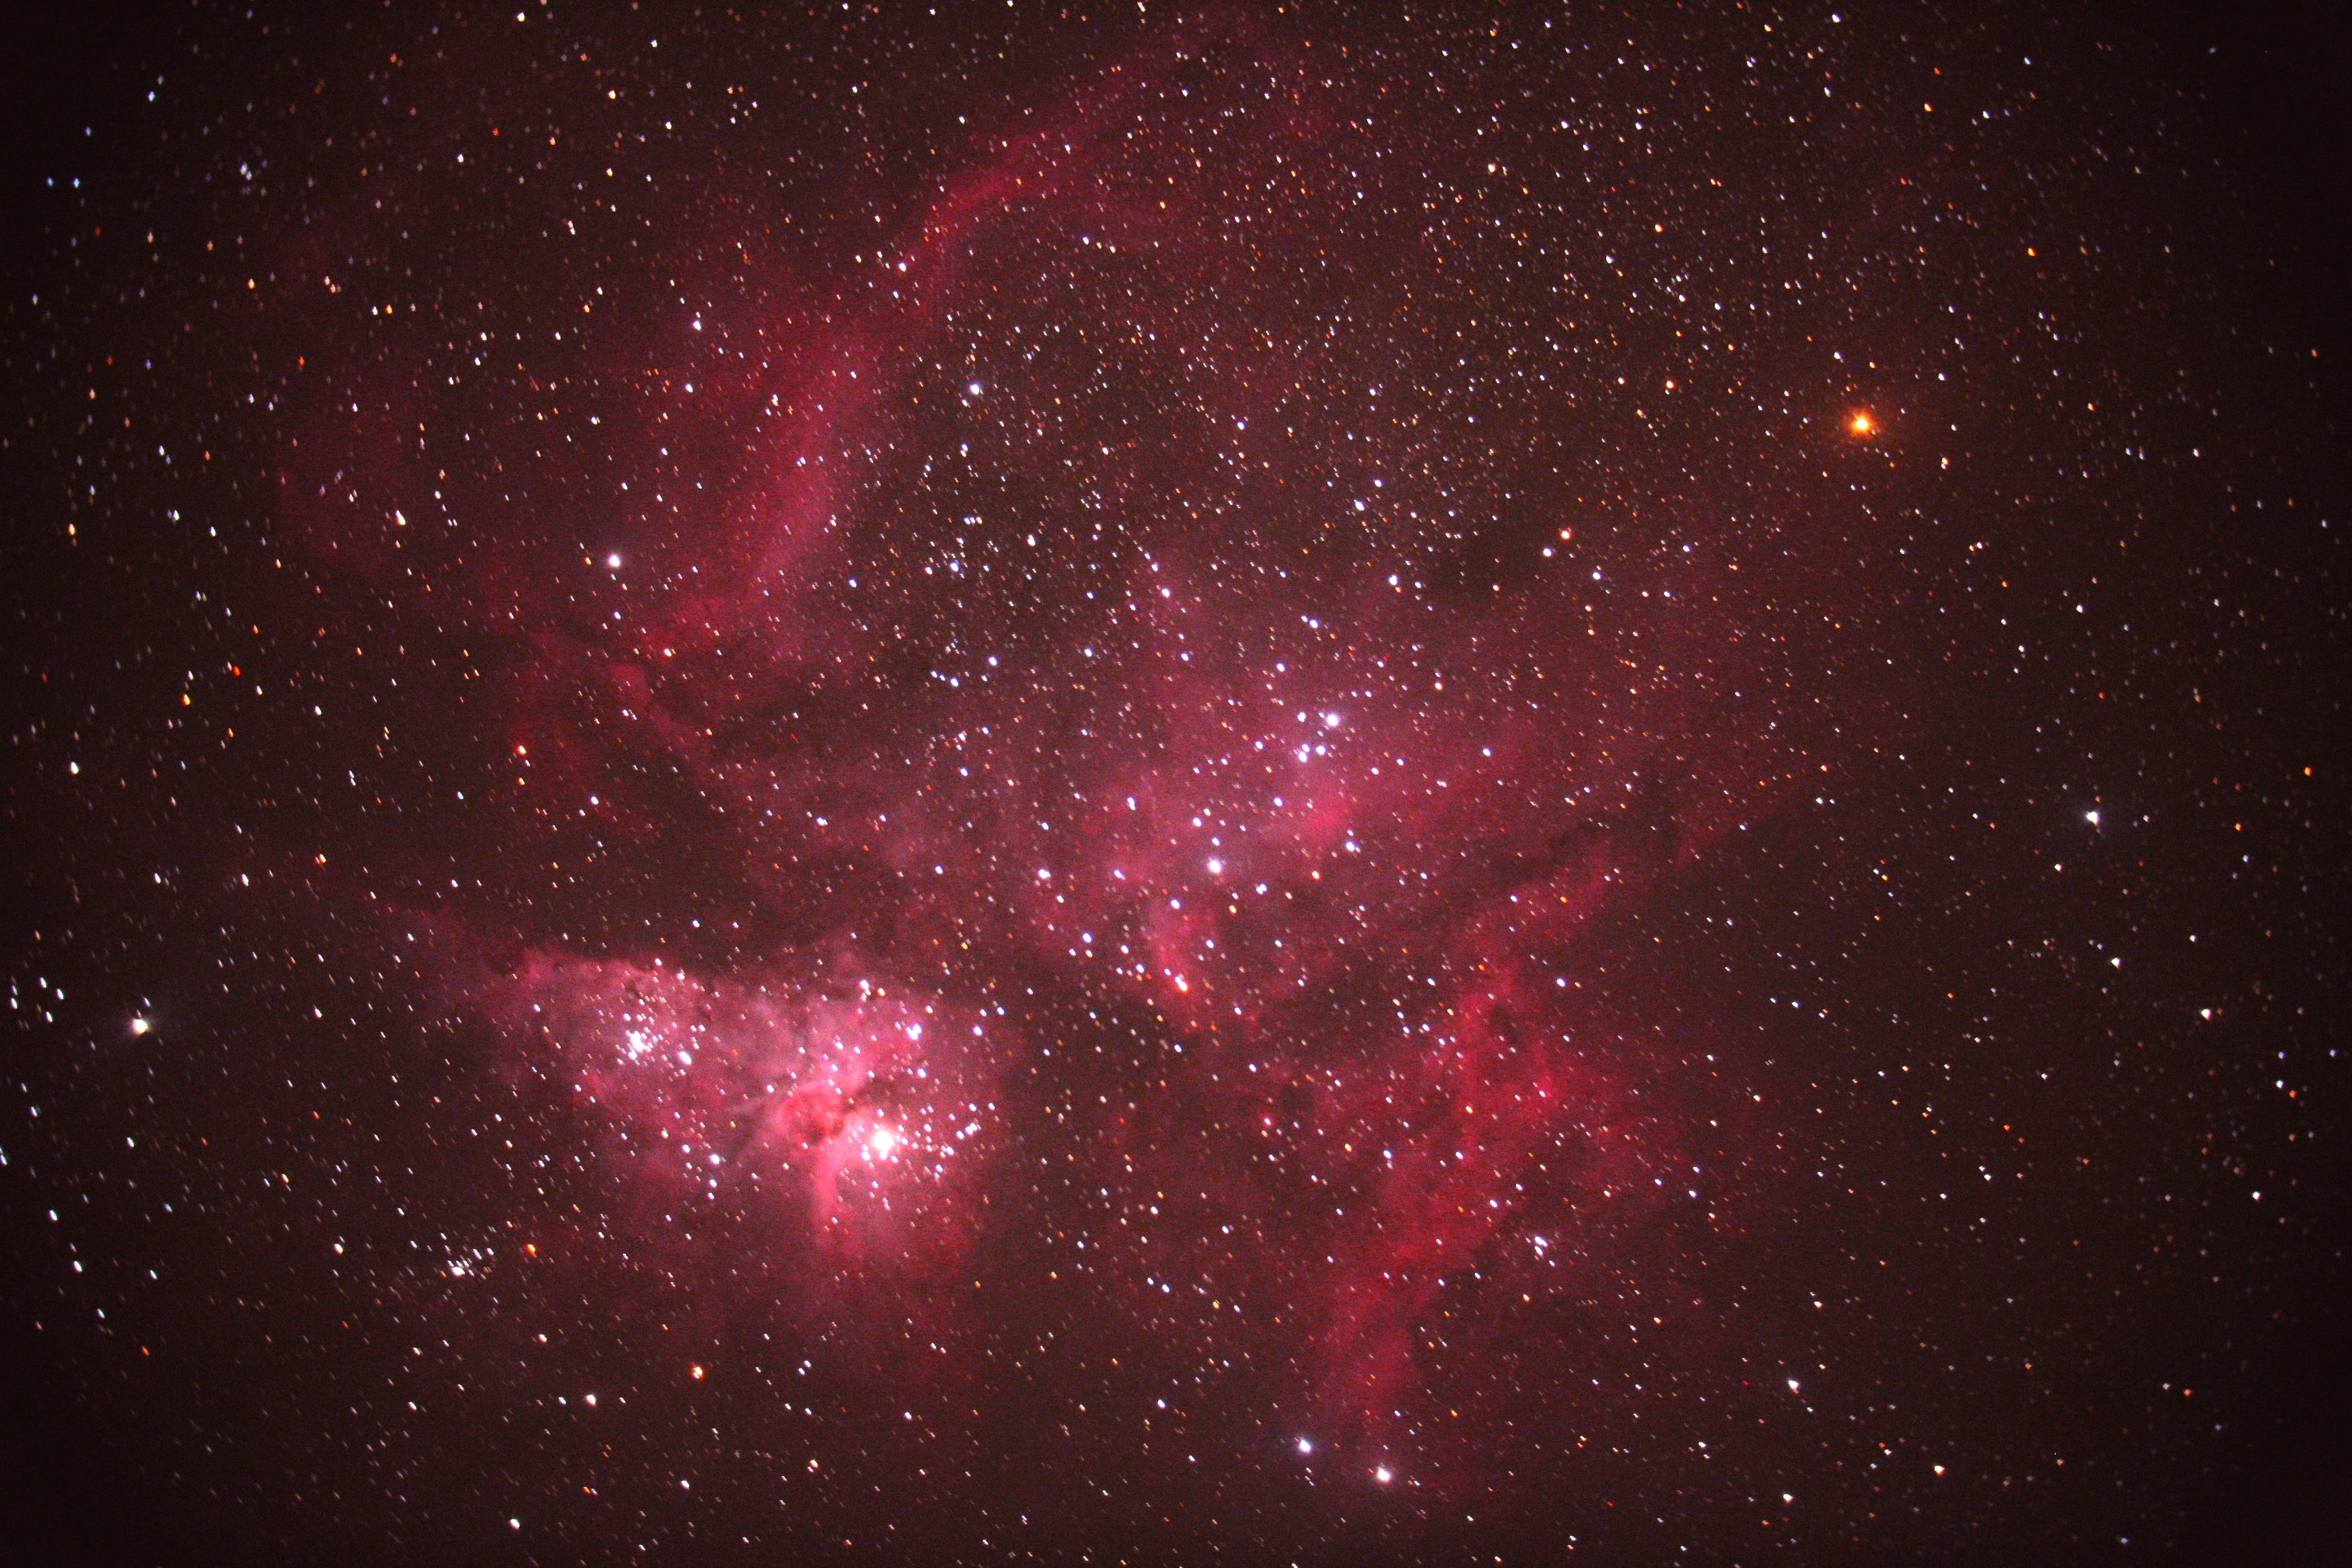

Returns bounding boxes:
[4,3,2346,1564]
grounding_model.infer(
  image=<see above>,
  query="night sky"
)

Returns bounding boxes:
[4,3,2348,1564]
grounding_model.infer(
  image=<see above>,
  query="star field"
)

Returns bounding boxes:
[3,3,2347,1564]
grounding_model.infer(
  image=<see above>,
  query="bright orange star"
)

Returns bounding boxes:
[1849,410,1877,437]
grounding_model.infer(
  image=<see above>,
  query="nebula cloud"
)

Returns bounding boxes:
[16,3,2340,1562]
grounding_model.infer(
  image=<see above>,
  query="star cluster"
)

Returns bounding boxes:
[4,3,2347,1564]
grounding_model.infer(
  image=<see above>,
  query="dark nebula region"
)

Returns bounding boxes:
[4,3,2348,1564]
